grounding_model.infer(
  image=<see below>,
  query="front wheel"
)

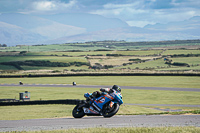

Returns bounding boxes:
[102,102,119,118]
[72,104,85,118]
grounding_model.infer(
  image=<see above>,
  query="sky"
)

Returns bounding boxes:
[0,0,200,27]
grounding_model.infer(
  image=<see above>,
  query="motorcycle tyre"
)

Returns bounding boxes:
[102,103,119,118]
[72,104,85,118]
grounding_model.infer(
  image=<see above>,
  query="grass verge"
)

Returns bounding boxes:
[0,86,200,104]
[0,104,199,120]
[0,76,200,88]
[3,126,200,133]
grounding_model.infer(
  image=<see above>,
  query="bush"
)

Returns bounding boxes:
[172,62,189,66]
[0,60,89,70]
[129,58,142,61]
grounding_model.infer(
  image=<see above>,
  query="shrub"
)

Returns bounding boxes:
[129,58,142,61]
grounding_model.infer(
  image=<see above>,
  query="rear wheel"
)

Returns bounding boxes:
[102,102,119,118]
[72,104,85,118]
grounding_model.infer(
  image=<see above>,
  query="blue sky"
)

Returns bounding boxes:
[0,0,200,27]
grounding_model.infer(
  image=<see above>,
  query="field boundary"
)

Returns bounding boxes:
[0,99,85,106]
[0,72,200,78]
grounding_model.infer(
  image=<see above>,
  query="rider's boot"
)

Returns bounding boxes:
[85,96,93,108]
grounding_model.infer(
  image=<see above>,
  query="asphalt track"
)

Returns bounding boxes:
[0,115,200,132]
[1,83,200,92]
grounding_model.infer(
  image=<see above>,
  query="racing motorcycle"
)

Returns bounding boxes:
[72,90,123,118]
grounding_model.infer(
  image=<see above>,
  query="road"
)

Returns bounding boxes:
[0,115,199,132]
[0,84,200,92]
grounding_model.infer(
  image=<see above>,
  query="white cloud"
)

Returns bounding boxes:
[26,0,78,14]
[33,1,56,11]
[1,0,200,28]
[90,0,200,27]
[103,2,141,9]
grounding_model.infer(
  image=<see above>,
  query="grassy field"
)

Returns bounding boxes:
[162,49,200,55]
[159,65,200,71]
[115,50,163,55]
[0,56,89,71]
[2,126,200,133]
[0,48,200,73]
[1,86,199,104]
[0,76,200,88]
[0,42,200,122]
[25,51,113,56]
[169,57,200,66]
[0,104,166,120]
[0,56,88,63]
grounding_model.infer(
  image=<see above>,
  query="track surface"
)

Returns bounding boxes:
[0,115,199,132]
[1,84,200,92]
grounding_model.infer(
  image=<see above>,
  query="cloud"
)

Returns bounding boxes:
[89,0,200,27]
[28,0,78,14]
[0,0,79,14]
[0,0,200,27]
[32,1,57,11]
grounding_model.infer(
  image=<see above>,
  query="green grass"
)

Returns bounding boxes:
[0,105,74,120]
[162,49,200,55]
[3,126,200,133]
[115,50,163,55]
[0,56,88,63]
[0,83,199,120]
[1,76,199,88]
[21,65,90,71]
[0,104,199,120]
[159,65,200,71]
[26,51,113,56]
[116,59,169,69]
[1,86,199,104]
[0,105,164,120]
[169,57,200,66]
[0,48,200,72]
[0,65,17,70]
[0,56,89,70]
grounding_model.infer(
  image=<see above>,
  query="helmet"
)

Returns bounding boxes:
[112,85,121,92]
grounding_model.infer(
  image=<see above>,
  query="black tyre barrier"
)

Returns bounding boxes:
[0,99,85,106]
[0,72,200,78]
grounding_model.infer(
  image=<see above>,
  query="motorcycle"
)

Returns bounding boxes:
[72,90,123,118]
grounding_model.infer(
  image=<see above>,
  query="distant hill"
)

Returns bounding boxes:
[0,13,200,46]
[49,26,200,43]
[0,13,86,45]
[38,13,129,32]
[0,21,46,45]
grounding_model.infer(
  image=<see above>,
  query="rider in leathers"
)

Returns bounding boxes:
[86,85,121,102]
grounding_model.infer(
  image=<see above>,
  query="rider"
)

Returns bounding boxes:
[85,85,121,102]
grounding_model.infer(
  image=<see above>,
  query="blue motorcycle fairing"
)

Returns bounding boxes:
[83,106,99,114]
[83,91,123,114]
[84,93,92,98]
[93,93,114,109]
[110,91,123,105]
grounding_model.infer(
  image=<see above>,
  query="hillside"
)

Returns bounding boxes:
[0,13,200,45]
[0,40,200,75]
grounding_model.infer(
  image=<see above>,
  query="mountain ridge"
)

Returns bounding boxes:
[0,13,200,46]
